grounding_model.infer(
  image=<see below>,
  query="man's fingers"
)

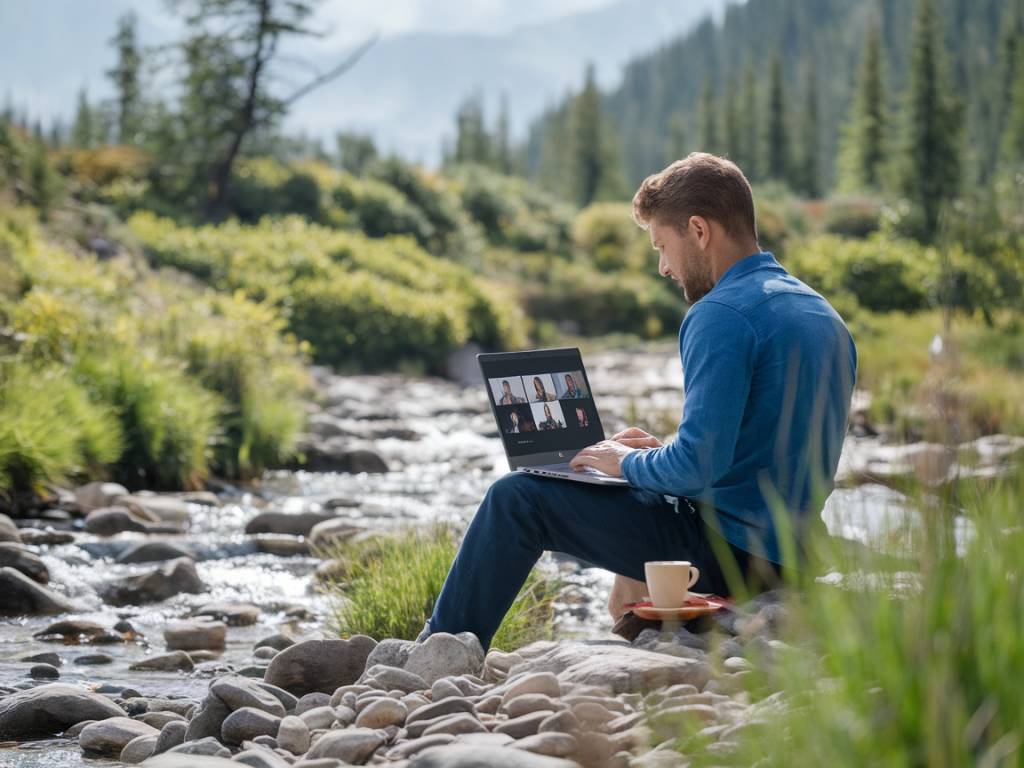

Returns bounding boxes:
[611,427,651,440]
[616,437,661,448]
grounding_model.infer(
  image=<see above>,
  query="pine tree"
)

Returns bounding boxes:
[495,92,513,174]
[667,111,687,162]
[796,64,820,197]
[28,140,58,221]
[71,89,94,148]
[107,12,142,143]
[698,76,719,154]
[839,21,888,190]
[336,131,377,175]
[569,63,606,206]
[723,75,743,166]
[764,56,789,183]
[898,0,962,241]
[1001,30,1024,165]
[453,92,490,165]
[742,63,759,179]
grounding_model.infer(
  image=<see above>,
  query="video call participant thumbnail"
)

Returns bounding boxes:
[528,374,558,403]
[574,406,589,427]
[489,376,527,405]
[555,371,588,399]
[503,405,535,434]
[531,400,566,431]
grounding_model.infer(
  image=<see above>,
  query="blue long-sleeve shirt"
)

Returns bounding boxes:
[620,251,857,564]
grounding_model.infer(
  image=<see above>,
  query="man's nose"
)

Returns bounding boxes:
[658,255,670,277]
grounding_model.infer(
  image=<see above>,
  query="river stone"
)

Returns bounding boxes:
[360,664,428,693]
[164,620,227,651]
[130,651,195,672]
[29,663,60,679]
[74,481,129,510]
[254,534,308,557]
[33,618,119,643]
[300,445,389,475]
[254,633,296,652]
[0,566,74,615]
[80,717,159,756]
[244,511,334,537]
[101,557,206,606]
[363,637,415,670]
[431,678,465,701]
[405,632,484,685]
[263,636,376,697]
[502,693,560,718]
[193,601,260,626]
[210,676,286,716]
[233,747,291,768]
[117,541,195,564]
[294,692,331,714]
[0,513,20,543]
[137,712,186,729]
[0,684,119,737]
[386,733,457,759]
[495,711,554,739]
[84,506,154,535]
[307,518,364,553]
[305,727,385,762]
[117,494,192,525]
[253,681,299,713]
[537,710,581,735]
[0,542,49,583]
[184,697,231,741]
[355,697,408,729]
[406,695,476,726]
[298,705,337,730]
[121,733,159,764]
[20,652,61,666]
[74,653,113,665]
[422,713,488,737]
[143,755,237,767]
[167,736,232,757]
[511,732,578,758]
[20,527,76,546]
[409,744,579,767]
[501,672,561,702]
[276,714,310,754]
[510,641,712,694]
[221,706,281,745]
[154,720,188,754]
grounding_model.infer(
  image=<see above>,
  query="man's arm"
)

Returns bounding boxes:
[619,301,757,496]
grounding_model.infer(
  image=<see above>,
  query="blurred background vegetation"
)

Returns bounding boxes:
[0,0,1022,503]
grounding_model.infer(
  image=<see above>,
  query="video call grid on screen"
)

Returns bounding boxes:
[481,354,604,458]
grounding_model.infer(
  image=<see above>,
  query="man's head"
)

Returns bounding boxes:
[632,152,759,303]
[501,380,511,395]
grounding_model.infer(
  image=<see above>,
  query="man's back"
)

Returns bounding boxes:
[620,251,857,564]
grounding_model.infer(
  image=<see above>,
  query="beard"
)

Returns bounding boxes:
[678,258,715,304]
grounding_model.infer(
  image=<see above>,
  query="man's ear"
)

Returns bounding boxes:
[689,215,712,250]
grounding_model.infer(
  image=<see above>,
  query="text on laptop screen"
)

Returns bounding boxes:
[480,351,605,458]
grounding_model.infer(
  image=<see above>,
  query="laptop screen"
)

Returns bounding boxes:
[478,348,606,464]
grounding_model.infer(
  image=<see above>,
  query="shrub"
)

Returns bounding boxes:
[753,182,809,252]
[323,524,560,651]
[572,202,649,272]
[332,174,435,244]
[228,157,324,222]
[823,196,883,238]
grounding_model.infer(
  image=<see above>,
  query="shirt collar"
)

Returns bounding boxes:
[709,251,780,293]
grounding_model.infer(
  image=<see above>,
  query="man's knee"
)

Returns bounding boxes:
[485,472,543,508]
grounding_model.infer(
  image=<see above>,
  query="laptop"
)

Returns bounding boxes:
[478,347,630,486]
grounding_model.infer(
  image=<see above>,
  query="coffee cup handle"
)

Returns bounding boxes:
[687,566,700,589]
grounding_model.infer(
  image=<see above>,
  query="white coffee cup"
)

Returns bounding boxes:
[644,560,700,608]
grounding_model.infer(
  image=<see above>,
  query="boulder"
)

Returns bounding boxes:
[121,733,159,764]
[167,736,231,757]
[115,494,192,525]
[363,637,415,670]
[244,511,335,537]
[79,716,159,756]
[164,620,227,651]
[221,706,281,745]
[29,663,60,679]
[298,443,389,474]
[129,651,195,672]
[509,641,712,695]
[33,618,122,644]
[405,632,484,685]
[409,744,579,767]
[143,756,237,767]
[0,542,49,583]
[360,664,429,693]
[210,676,286,717]
[263,636,376,697]
[307,518,364,553]
[74,481,129,510]
[117,541,195,564]
[0,567,74,615]
[192,601,259,627]
[305,727,386,763]
[275,714,310,755]
[0,513,21,543]
[153,719,188,754]
[84,506,155,535]
[100,557,206,606]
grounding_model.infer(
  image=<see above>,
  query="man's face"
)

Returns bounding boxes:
[502,381,511,395]
[650,218,714,303]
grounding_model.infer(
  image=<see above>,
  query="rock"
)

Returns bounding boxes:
[432,678,465,701]
[167,736,232,757]
[130,651,195,672]
[254,633,296,652]
[29,663,60,679]
[0,513,20,543]
[502,694,560,719]
[84,506,154,535]
[305,727,386,763]
[299,444,389,475]
[495,711,553,739]
[19,528,75,545]
[100,557,206,606]
[20,652,61,666]
[233,747,291,768]
[510,641,712,694]
[154,720,188,754]
[121,733,159,764]
[537,710,581,735]
[137,712,186,730]
[79,716,159,756]
[74,481,129,510]
[244,511,335,537]
[144,754,237,767]
[74,654,113,665]
[294,692,331,714]
[422,713,488,737]
[0,567,74,615]
[254,534,308,557]
[263,636,376,697]
[221,707,281,745]
[454,732,515,748]
[355,697,408,729]
[307,518,364,553]
[501,672,561,702]
[117,541,196,564]
[512,732,578,758]
[363,637,415,670]
[253,682,298,714]
[405,632,484,685]
[276,715,310,754]
[360,664,429,693]
[406,696,476,726]
[192,601,260,627]
[0,542,49,583]
[298,705,336,730]
[117,494,192,525]
[164,620,227,651]
[211,676,286,717]
[409,744,579,767]
[184,697,232,741]
[386,734,457,760]
[33,618,121,644]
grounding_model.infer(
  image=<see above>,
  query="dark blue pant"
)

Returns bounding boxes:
[419,472,778,652]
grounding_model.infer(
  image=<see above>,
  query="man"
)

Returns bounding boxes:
[498,379,525,405]
[418,153,856,652]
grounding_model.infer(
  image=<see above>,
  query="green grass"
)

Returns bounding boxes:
[321,523,562,652]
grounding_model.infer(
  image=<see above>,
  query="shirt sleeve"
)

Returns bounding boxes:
[620,300,757,497]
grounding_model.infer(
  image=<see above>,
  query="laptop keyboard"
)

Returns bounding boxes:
[541,462,606,475]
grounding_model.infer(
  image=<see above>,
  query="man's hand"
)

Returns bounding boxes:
[608,574,650,621]
[611,427,663,449]
[569,440,636,476]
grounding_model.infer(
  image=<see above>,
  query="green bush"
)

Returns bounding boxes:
[823,196,883,238]
[323,524,560,651]
[753,182,809,252]
[228,157,324,223]
[572,202,650,272]
[332,174,435,244]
